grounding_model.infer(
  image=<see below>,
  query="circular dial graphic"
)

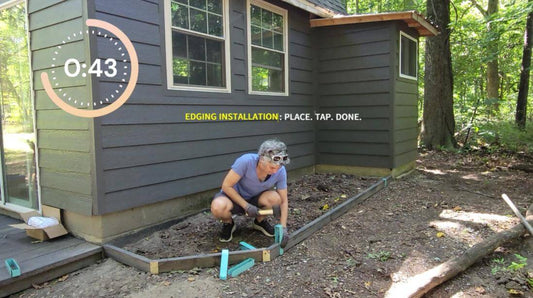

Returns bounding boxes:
[40,19,138,118]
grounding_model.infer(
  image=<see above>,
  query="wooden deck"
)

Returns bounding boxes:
[0,215,102,297]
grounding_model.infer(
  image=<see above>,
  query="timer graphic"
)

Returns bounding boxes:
[40,19,138,118]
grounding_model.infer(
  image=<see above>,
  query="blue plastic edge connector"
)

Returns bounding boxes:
[239,241,256,250]
[5,258,21,277]
[219,249,229,280]
[274,224,284,255]
[228,258,255,277]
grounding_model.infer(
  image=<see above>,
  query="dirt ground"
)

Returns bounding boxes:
[122,173,379,258]
[12,150,533,298]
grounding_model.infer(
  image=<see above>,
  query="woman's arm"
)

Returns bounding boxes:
[221,169,249,209]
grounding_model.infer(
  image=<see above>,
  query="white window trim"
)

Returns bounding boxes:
[399,31,418,81]
[164,0,231,93]
[247,0,289,96]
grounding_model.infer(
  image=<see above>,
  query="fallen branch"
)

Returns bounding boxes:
[385,204,533,298]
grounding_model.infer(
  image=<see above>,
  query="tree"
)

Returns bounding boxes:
[346,0,424,14]
[516,0,532,129]
[421,0,456,150]
[0,4,32,129]
[471,0,501,114]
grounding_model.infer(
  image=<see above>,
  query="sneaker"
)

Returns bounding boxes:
[219,221,236,242]
[252,219,274,237]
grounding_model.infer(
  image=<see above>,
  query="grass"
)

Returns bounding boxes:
[490,254,528,275]
[367,251,391,262]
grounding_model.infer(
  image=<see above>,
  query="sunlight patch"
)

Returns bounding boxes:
[420,168,447,175]
[440,210,512,224]
[460,173,482,181]
[429,220,464,231]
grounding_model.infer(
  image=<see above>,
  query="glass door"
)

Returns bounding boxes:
[0,0,38,210]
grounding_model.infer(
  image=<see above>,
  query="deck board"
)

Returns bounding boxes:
[0,214,102,297]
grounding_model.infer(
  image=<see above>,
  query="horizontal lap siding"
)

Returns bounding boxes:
[316,23,394,168]
[393,25,419,167]
[93,0,315,214]
[29,0,95,215]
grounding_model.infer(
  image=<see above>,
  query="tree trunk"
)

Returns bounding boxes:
[487,0,500,114]
[516,0,532,130]
[421,0,456,150]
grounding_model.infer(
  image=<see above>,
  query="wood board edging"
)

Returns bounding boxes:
[104,176,390,273]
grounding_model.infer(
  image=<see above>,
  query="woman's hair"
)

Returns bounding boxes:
[258,139,290,165]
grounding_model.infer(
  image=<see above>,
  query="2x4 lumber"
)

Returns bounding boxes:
[156,248,267,273]
[103,244,151,272]
[286,177,389,250]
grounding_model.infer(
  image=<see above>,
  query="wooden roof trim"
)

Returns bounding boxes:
[309,10,439,36]
[280,0,338,18]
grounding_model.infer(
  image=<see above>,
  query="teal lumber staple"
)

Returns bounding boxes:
[274,224,284,255]
[382,177,388,187]
[219,249,229,280]
[239,241,256,250]
[228,258,255,277]
[5,258,21,277]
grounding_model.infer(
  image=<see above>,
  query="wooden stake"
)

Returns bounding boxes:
[501,194,533,235]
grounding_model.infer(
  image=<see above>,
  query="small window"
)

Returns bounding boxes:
[399,31,417,80]
[164,0,230,92]
[247,0,288,95]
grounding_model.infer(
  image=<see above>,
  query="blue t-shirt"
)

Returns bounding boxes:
[230,153,287,200]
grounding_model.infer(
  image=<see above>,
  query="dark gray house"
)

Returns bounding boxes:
[0,0,436,243]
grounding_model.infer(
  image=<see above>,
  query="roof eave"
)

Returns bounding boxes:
[309,10,439,37]
[280,0,339,18]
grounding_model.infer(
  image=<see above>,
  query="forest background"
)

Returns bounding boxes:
[1,0,532,153]
[349,0,532,154]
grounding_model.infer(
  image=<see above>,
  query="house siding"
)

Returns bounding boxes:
[91,0,316,215]
[29,0,95,215]
[392,24,419,168]
[315,23,395,169]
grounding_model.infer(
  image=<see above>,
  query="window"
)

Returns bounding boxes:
[165,0,230,92]
[247,0,288,95]
[0,0,39,210]
[399,31,417,80]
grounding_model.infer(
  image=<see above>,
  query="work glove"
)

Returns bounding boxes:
[280,227,289,248]
[245,204,259,217]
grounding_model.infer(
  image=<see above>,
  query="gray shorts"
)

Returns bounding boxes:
[213,191,262,215]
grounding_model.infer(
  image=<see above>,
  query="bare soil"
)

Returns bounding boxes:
[12,150,533,298]
[122,174,379,259]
